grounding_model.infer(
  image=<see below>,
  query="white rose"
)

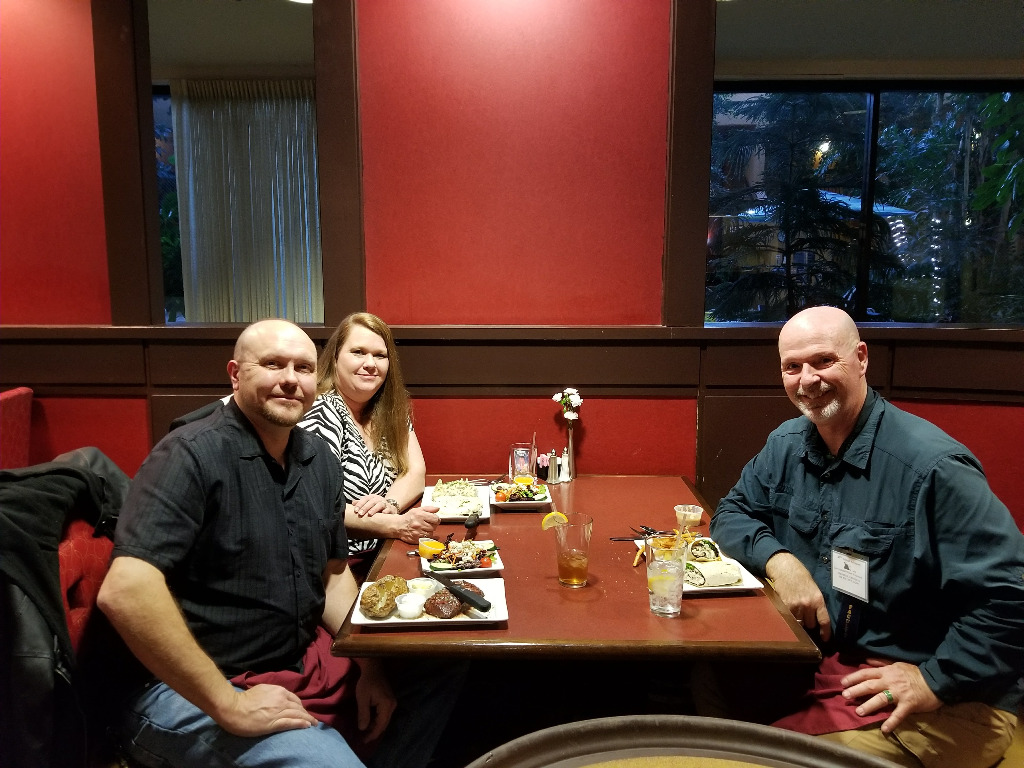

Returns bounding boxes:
[552,393,563,403]
[568,394,582,407]
[564,411,579,421]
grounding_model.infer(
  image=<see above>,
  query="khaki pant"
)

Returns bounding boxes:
[818,702,1017,768]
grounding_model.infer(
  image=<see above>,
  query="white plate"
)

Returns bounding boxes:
[420,539,503,575]
[684,557,763,594]
[634,542,763,594]
[351,577,508,627]
[423,482,491,523]
[489,484,552,510]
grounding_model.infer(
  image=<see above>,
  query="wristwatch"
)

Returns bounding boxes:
[385,498,400,512]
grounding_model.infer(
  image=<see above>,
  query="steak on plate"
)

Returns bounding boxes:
[423,580,485,619]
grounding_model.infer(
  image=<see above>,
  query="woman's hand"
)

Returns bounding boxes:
[350,494,391,518]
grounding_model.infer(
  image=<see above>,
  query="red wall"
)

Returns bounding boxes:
[414,397,698,481]
[29,397,150,477]
[357,0,671,325]
[892,400,1024,530]
[0,0,111,324]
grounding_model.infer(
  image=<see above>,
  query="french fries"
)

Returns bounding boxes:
[632,528,700,567]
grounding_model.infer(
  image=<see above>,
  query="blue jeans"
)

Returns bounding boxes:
[118,681,366,768]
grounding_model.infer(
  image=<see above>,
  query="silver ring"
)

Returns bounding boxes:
[882,689,894,704]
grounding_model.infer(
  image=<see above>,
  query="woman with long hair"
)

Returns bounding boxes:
[298,313,438,568]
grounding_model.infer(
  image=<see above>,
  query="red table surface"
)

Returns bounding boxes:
[333,475,820,663]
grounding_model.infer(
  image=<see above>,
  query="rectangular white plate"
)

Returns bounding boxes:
[423,482,491,523]
[634,542,763,594]
[684,557,763,594]
[351,577,508,627]
[420,539,503,575]
[489,485,552,510]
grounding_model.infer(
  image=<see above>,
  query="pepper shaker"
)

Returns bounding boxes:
[547,450,560,485]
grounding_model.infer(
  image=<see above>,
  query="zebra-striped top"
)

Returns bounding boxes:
[298,392,408,556]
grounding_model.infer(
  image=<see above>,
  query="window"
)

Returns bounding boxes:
[707,86,1024,324]
[153,88,184,322]
[152,81,323,324]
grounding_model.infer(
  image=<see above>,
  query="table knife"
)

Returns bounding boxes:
[425,571,492,612]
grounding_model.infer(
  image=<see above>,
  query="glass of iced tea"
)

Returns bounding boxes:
[552,513,593,588]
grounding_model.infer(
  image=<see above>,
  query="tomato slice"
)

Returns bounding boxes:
[479,556,493,568]
[495,491,508,502]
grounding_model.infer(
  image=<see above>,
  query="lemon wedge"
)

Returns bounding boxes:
[541,510,568,530]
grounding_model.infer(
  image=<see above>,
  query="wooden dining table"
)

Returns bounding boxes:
[332,475,820,664]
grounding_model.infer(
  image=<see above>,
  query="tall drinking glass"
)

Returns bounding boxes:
[509,442,537,484]
[552,513,593,588]
[645,535,688,617]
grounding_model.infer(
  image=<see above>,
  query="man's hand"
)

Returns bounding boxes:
[765,552,831,641]
[841,659,943,733]
[389,506,441,544]
[214,683,319,737]
[354,659,396,741]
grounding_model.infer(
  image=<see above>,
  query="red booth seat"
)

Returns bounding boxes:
[0,386,33,469]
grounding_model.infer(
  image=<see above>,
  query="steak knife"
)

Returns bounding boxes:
[425,571,492,613]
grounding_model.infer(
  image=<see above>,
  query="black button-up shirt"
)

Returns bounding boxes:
[113,400,347,675]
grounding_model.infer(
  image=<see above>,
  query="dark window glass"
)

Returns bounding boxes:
[707,87,1024,325]
[154,89,184,323]
[876,91,1024,322]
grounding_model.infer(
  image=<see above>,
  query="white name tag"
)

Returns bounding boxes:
[832,548,869,602]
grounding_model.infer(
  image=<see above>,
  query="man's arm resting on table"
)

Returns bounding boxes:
[322,558,396,740]
[97,555,318,737]
[765,552,832,642]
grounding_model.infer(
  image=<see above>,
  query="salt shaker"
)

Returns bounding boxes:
[559,447,571,482]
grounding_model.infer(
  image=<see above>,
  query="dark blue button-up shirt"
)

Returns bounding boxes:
[711,389,1024,712]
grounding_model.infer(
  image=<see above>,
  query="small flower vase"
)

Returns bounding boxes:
[566,424,576,480]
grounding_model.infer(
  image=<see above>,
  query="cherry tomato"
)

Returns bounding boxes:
[495,491,508,502]
[479,556,493,568]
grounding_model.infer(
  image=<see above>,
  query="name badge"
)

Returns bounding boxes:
[832,548,869,602]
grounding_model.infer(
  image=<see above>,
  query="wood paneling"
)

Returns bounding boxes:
[1,327,1021,510]
[703,343,892,390]
[893,345,1024,392]
[697,393,795,510]
[148,342,235,386]
[399,343,700,388]
[0,341,145,386]
[663,0,716,327]
[150,393,228,441]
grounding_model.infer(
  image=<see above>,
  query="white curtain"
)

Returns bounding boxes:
[172,79,323,323]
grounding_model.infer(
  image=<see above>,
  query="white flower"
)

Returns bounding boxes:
[563,387,578,395]
[552,393,563,403]
[568,394,583,408]
[564,411,579,421]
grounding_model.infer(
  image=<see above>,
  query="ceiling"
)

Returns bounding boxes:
[147,0,1023,81]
